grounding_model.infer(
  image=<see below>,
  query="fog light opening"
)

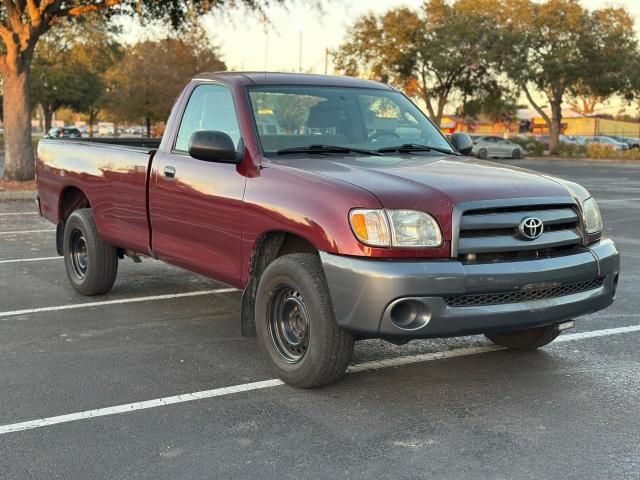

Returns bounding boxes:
[389,300,431,330]
[612,274,619,298]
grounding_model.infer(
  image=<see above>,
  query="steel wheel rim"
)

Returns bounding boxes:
[70,228,88,279]
[267,284,310,363]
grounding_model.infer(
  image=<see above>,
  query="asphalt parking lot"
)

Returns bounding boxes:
[0,158,639,479]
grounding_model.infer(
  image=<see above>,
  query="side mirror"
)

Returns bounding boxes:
[450,132,474,155]
[188,130,240,163]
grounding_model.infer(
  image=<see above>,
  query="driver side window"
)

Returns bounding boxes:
[175,84,241,153]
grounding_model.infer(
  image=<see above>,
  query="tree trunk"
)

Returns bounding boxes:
[88,110,97,137]
[433,94,448,130]
[2,68,36,180]
[43,105,53,133]
[549,100,563,155]
[146,116,151,138]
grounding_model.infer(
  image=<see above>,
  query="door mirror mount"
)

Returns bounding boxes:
[188,130,241,164]
[450,132,474,156]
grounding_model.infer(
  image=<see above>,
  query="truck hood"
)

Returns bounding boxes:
[274,155,570,206]
[273,155,573,239]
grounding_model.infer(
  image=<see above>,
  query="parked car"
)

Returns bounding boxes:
[470,135,524,159]
[36,73,619,388]
[583,136,629,150]
[44,127,82,139]
[609,136,640,149]
[532,135,577,148]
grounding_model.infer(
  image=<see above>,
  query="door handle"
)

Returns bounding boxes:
[163,166,176,180]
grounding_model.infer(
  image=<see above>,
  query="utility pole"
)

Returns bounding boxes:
[264,29,269,71]
[298,31,303,73]
[324,48,329,75]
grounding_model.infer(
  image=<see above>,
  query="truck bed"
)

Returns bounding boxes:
[37,138,156,255]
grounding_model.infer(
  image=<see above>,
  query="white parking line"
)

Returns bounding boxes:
[0,229,55,235]
[0,288,238,319]
[0,212,38,216]
[0,323,638,436]
[0,256,61,264]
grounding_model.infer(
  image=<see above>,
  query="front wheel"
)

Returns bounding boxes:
[63,208,118,296]
[485,325,560,350]
[511,148,523,159]
[256,254,354,388]
[477,148,488,159]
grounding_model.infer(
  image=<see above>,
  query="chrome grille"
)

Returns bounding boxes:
[457,203,583,259]
[444,278,604,307]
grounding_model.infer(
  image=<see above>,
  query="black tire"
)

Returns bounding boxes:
[477,148,488,159]
[63,208,118,296]
[511,148,522,159]
[255,253,354,388]
[485,325,560,350]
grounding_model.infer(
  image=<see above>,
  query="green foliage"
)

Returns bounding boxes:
[510,137,545,157]
[585,144,640,161]
[105,29,226,132]
[497,0,639,153]
[333,0,503,126]
[30,15,121,130]
[556,142,586,158]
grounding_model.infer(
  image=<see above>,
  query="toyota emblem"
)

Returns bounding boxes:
[518,217,544,240]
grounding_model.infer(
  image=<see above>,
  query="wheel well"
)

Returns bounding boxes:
[60,187,90,220]
[240,232,317,337]
[56,187,91,256]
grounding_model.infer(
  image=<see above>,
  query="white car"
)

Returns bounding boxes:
[470,135,524,159]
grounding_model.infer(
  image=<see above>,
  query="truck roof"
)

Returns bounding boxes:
[194,71,394,90]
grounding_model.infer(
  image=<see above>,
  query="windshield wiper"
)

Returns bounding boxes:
[276,144,382,156]
[377,143,459,156]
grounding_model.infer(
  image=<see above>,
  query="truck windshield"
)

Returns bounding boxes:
[247,86,453,157]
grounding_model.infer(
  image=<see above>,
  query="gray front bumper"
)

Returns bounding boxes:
[320,239,620,339]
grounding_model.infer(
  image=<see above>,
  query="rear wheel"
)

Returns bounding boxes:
[477,148,488,159]
[485,325,560,350]
[256,254,354,388]
[63,208,118,296]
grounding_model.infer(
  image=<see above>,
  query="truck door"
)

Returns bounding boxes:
[148,83,246,286]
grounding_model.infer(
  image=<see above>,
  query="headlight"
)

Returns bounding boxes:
[582,197,603,234]
[349,209,442,248]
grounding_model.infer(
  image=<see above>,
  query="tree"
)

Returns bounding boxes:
[333,0,501,127]
[498,0,638,154]
[106,32,225,136]
[0,0,307,181]
[568,90,606,116]
[30,15,119,133]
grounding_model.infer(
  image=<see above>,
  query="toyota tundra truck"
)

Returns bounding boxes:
[36,73,620,388]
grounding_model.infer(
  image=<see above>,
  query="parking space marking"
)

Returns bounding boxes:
[0,212,38,216]
[0,379,285,435]
[0,229,55,235]
[0,256,61,264]
[0,324,638,436]
[0,288,238,319]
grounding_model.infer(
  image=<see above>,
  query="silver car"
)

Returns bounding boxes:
[470,135,524,159]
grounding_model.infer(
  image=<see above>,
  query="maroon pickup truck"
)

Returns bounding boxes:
[36,73,620,387]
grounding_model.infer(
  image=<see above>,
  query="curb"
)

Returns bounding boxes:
[0,190,36,201]
[526,156,640,164]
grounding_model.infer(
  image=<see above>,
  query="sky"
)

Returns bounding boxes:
[201,0,640,73]
[121,0,640,114]
[122,0,640,73]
